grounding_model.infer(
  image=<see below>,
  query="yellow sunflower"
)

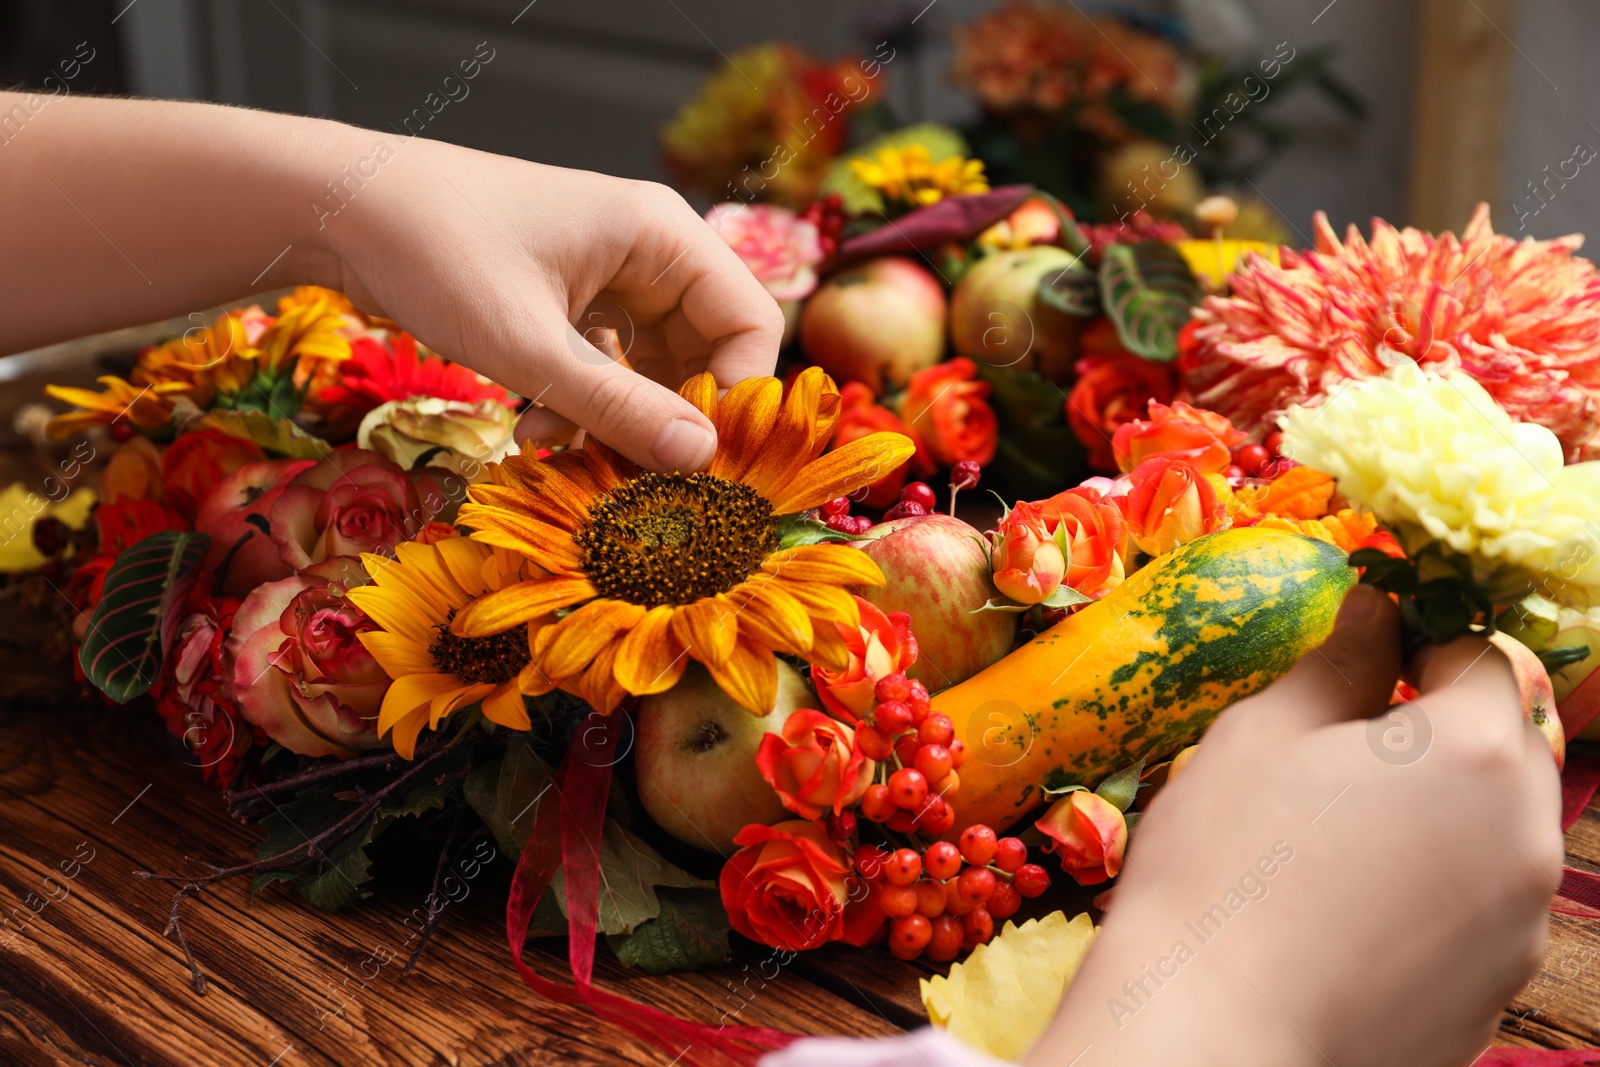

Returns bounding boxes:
[451,367,915,716]
[347,536,543,758]
[849,144,989,208]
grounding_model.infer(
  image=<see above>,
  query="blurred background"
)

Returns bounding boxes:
[1,0,1594,240]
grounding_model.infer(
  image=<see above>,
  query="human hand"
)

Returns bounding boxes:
[317,136,784,472]
[1028,585,1562,1067]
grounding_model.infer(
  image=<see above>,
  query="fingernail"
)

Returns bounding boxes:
[653,419,716,472]
[1334,584,1381,630]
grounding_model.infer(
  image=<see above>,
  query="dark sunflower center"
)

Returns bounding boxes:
[575,472,779,607]
[429,609,530,685]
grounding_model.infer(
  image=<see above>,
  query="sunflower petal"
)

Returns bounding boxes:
[377,673,463,735]
[779,579,863,627]
[357,631,437,680]
[703,639,779,715]
[763,543,886,587]
[807,620,852,673]
[726,582,814,655]
[577,639,627,713]
[678,371,719,421]
[466,483,581,529]
[451,576,596,637]
[707,376,782,481]
[388,708,429,760]
[669,595,739,666]
[768,431,916,514]
[739,367,833,499]
[430,683,495,727]
[482,683,533,731]
[457,505,584,574]
[613,605,689,695]
[539,599,647,681]
[346,582,438,644]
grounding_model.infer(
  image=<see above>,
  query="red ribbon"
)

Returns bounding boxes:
[505,712,797,1066]
[1554,745,1600,918]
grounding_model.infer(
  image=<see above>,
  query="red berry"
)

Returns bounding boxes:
[988,881,1021,920]
[917,796,956,835]
[901,482,937,510]
[883,500,928,520]
[854,844,888,880]
[894,734,921,768]
[824,513,855,533]
[856,724,894,761]
[936,769,960,797]
[108,421,136,443]
[888,768,928,810]
[943,885,976,917]
[1013,863,1050,898]
[890,914,933,959]
[861,784,897,823]
[993,837,1028,873]
[1234,443,1270,475]
[884,848,922,887]
[825,810,857,842]
[913,879,947,918]
[956,866,996,905]
[878,883,917,919]
[962,908,995,947]
[821,496,850,517]
[950,460,981,491]
[1223,464,1247,484]
[914,744,953,785]
[886,809,918,833]
[906,680,931,722]
[927,915,964,961]
[875,700,913,734]
[958,825,998,867]
[947,739,968,769]
[874,673,912,705]
[848,515,875,534]
[918,713,955,749]
[923,841,962,881]
[1264,431,1284,456]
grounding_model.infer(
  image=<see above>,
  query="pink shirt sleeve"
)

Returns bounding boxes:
[761,1027,1011,1067]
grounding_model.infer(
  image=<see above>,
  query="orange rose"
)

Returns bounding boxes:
[1256,508,1379,554]
[811,595,917,725]
[1123,456,1228,555]
[1110,400,1245,474]
[719,821,851,951]
[101,437,164,504]
[900,357,998,473]
[755,709,875,819]
[1036,486,1127,597]
[160,428,267,517]
[989,500,1066,605]
[1066,349,1177,471]
[1035,790,1127,886]
[833,382,914,509]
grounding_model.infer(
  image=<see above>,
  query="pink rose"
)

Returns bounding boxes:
[810,595,917,725]
[270,449,447,570]
[990,500,1066,605]
[1035,790,1128,886]
[705,202,825,301]
[229,557,391,758]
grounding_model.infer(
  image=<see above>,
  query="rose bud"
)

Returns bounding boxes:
[1035,790,1128,887]
[811,595,917,725]
[755,709,876,820]
[989,500,1066,605]
[1123,456,1228,556]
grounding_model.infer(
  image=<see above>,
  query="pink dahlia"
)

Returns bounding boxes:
[704,202,823,301]
[1182,204,1600,460]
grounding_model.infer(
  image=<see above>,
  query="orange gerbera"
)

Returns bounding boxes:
[451,367,916,716]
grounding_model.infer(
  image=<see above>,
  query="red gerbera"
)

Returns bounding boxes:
[317,332,516,413]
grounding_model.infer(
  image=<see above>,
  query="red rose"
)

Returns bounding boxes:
[900,357,998,474]
[229,556,390,758]
[755,709,875,819]
[810,595,917,725]
[1066,334,1178,471]
[833,382,914,509]
[154,596,255,787]
[270,449,445,570]
[1123,456,1228,556]
[160,428,267,517]
[719,820,851,951]
[1110,400,1245,474]
[1035,790,1128,886]
[1035,486,1128,598]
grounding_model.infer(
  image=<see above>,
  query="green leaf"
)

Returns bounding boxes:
[297,811,382,911]
[971,363,1088,500]
[582,820,712,936]
[776,515,867,549]
[377,743,471,823]
[607,887,731,974]
[250,869,298,898]
[480,738,559,857]
[1037,261,1100,317]
[1098,242,1201,362]
[1041,585,1092,610]
[194,408,333,459]
[78,530,210,702]
[972,597,1034,615]
[1539,645,1594,673]
[1095,760,1145,813]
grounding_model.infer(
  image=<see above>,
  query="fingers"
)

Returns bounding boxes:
[1232,583,1402,734]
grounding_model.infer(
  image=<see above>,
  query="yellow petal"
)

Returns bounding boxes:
[807,620,852,673]
[707,376,782,481]
[779,579,862,627]
[669,596,739,666]
[482,682,533,731]
[577,639,627,713]
[738,367,834,499]
[451,576,596,637]
[389,708,429,760]
[430,682,495,727]
[465,483,582,532]
[677,371,719,421]
[726,582,813,655]
[703,639,778,715]
[377,672,463,735]
[539,598,646,680]
[457,505,585,574]
[346,583,437,644]
[763,543,886,587]
[357,631,437,679]
[769,431,916,514]
[612,605,690,695]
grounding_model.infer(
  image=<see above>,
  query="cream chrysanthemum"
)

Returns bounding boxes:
[1281,362,1600,607]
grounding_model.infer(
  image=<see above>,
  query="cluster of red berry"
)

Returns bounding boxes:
[819,496,874,534]
[882,481,937,521]
[855,672,964,836]
[855,825,1051,961]
[1224,431,1295,484]
[800,193,848,258]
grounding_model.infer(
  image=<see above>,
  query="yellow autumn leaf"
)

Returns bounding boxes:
[0,483,96,573]
[920,911,1098,1061]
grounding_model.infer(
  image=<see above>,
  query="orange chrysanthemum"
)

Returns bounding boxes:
[451,367,916,716]
[1183,204,1600,460]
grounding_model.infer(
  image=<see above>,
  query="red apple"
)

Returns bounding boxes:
[1488,631,1565,770]
[799,256,946,393]
[194,458,315,597]
[635,661,816,852]
[950,245,1083,382]
[856,514,1016,690]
